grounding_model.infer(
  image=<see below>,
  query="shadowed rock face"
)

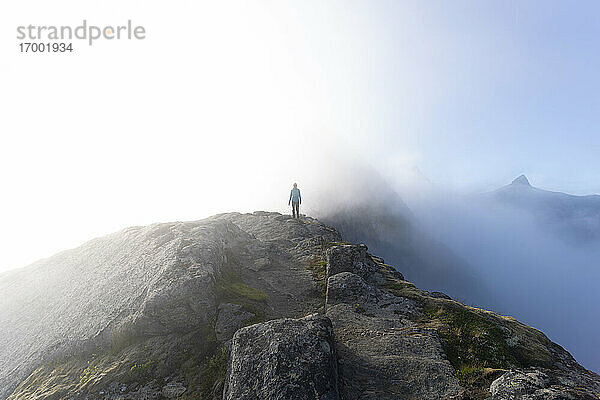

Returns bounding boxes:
[224,314,339,400]
[1,212,598,400]
[215,303,256,344]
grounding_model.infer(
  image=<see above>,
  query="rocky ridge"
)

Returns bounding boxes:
[1,212,598,399]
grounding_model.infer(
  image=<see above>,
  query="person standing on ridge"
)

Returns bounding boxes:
[289,183,301,218]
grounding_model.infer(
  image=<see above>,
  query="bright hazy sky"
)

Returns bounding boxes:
[1,0,599,271]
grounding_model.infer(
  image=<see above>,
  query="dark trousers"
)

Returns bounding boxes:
[291,201,300,218]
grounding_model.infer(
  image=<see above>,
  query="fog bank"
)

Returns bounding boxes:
[409,191,600,372]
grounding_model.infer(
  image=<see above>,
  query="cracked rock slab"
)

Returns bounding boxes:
[325,271,462,400]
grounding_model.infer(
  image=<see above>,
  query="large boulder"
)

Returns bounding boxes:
[223,314,339,400]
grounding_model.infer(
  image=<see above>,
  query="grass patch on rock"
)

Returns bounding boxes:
[305,238,351,298]
[10,329,221,400]
[306,254,328,296]
[198,346,229,398]
[456,364,484,387]
[79,361,99,385]
[385,279,423,302]
[424,303,520,370]
[216,252,268,303]
[129,360,154,381]
[180,341,229,400]
[384,279,547,398]
[218,279,267,302]
[385,278,555,398]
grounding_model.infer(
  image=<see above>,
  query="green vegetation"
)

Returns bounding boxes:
[214,248,268,335]
[198,346,229,398]
[79,361,98,385]
[179,329,219,399]
[130,360,154,381]
[306,254,328,296]
[176,247,268,398]
[218,279,268,302]
[304,238,351,298]
[424,304,520,370]
[328,241,351,246]
[180,340,230,400]
[354,303,366,314]
[456,364,484,387]
[385,280,423,302]
[387,276,521,373]
[216,251,268,303]
[384,276,546,397]
[12,327,227,399]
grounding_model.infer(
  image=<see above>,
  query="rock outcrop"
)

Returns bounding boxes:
[489,368,600,399]
[0,212,598,400]
[224,314,339,400]
[326,243,404,284]
[326,273,462,399]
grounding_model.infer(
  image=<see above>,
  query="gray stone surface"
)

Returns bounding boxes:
[426,291,453,300]
[325,271,462,400]
[326,244,403,285]
[215,303,256,343]
[0,220,230,399]
[489,369,600,400]
[224,314,339,400]
[161,381,187,399]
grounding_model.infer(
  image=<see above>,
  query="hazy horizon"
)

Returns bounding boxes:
[1,168,597,273]
[2,1,600,272]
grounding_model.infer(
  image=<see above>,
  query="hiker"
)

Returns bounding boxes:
[288,183,301,218]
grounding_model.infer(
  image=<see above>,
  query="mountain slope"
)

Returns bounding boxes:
[489,175,600,242]
[1,212,598,399]
[0,213,339,399]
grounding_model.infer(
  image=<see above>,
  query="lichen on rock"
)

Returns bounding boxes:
[223,314,339,400]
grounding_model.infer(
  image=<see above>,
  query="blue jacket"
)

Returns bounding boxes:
[289,188,301,204]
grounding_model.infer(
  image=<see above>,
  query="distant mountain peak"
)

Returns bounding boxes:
[512,174,531,186]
